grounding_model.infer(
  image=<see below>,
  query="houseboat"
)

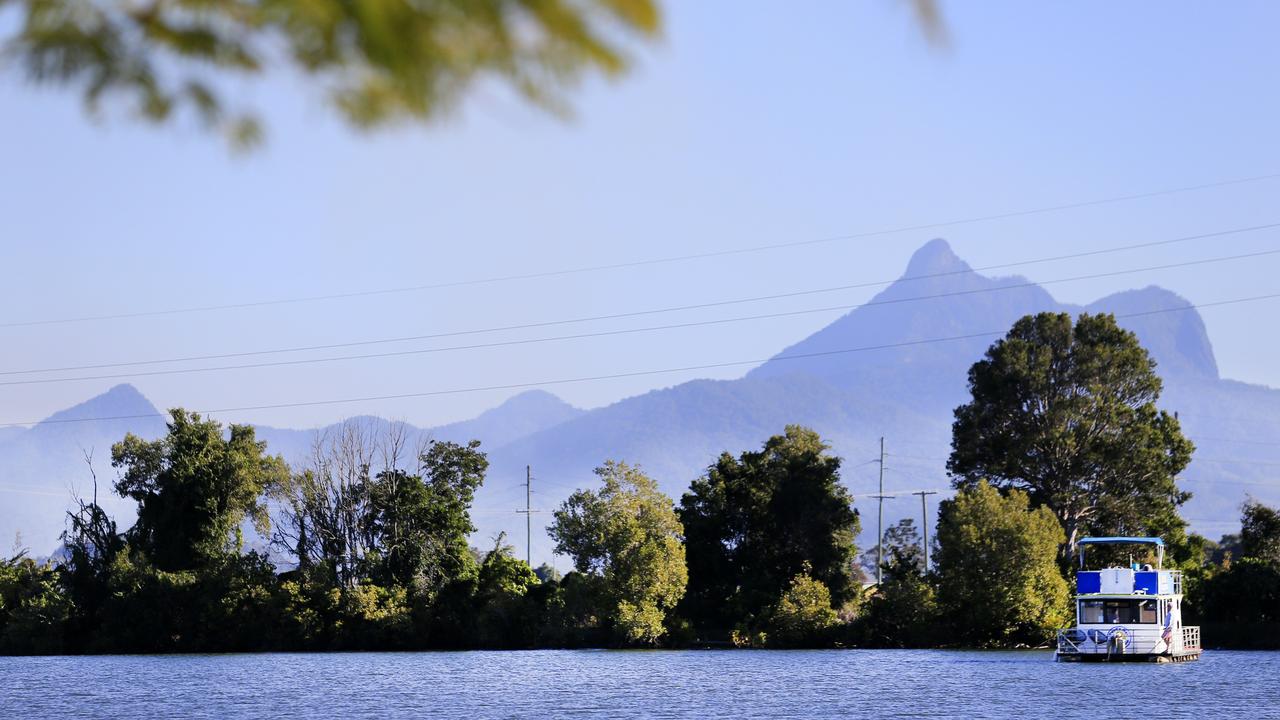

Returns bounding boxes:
[1056,537,1201,663]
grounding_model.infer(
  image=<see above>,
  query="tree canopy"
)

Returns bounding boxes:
[859,517,922,579]
[111,409,288,571]
[857,546,938,648]
[1198,501,1280,645]
[549,460,686,645]
[271,422,487,596]
[933,481,1070,647]
[678,425,860,638]
[947,312,1194,562]
[0,553,70,654]
[383,438,489,593]
[1241,500,1280,566]
[1,0,661,146]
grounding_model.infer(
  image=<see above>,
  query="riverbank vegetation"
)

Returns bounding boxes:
[2,312,1278,653]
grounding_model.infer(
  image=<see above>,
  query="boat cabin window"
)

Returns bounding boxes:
[1078,599,1159,624]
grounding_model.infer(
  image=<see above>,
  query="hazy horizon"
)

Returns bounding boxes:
[4,1,1280,432]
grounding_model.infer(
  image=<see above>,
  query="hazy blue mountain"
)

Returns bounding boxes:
[0,387,582,554]
[3,239,1277,559]
[432,390,584,448]
[746,238,1062,415]
[251,389,584,468]
[0,384,165,554]
[476,240,1280,558]
[1084,287,1219,379]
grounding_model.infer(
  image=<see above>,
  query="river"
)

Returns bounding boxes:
[2,649,1276,718]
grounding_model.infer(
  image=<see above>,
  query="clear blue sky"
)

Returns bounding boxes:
[2,0,1279,429]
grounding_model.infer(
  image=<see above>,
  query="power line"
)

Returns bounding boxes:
[4,175,1279,330]
[890,451,1280,478]
[887,453,950,463]
[850,487,950,500]
[7,222,1276,377]
[1190,436,1280,448]
[0,483,69,499]
[1196,458,1280,468]
[3,291,1278,429]
[4,245,1278,387]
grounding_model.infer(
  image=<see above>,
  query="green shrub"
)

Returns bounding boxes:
[766,573,837,648]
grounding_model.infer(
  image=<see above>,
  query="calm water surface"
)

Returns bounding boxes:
[2,650,1277,719]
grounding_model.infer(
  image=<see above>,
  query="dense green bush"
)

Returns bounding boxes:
[0,555,70,654]
[855,551,939,648]
[934,482,1070,648]
[765,573,838,648]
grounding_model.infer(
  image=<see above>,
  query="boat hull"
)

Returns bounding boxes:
[1056,651,1201,663]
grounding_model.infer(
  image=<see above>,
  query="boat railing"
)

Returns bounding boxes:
[1171,571,1183,595]
[1182,626,1200,650]
[1057,627,1198,656]
[1057,630,1084,654]
[1056,629,1116,656]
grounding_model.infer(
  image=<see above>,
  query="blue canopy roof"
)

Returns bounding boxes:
[1078,537,1165,547]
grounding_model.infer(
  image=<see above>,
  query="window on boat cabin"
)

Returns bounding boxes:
[1078,599,1159,624]
[1138,599,1157,623]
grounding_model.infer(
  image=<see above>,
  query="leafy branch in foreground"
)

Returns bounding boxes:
[0,0,661,147]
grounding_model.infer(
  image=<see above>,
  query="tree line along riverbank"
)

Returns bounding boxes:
[1,312,1278,654]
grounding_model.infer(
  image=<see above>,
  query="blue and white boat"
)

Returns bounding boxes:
[1056,537,1201,663]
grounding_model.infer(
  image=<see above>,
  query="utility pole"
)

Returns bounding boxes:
[524,465,532,567]
[912,490,938,573]
[874,437,887,585]
[516,467,549,568]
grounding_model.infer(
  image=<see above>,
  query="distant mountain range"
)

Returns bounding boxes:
[4,239,1278,560]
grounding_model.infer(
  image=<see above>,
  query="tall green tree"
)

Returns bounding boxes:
[679,426,860,638]
[1198,502,1280,647]
[549,461,686,645]
[374,439,489,595]
[469,535,542,648]
[859,517,922,579]
[857,547,939,648]
[933,481,1070,647]
[1,0,661,146]
[273,425,488,595]
[1240,500,1280,565]
[112,409,288,571]
[947,312,1194,562]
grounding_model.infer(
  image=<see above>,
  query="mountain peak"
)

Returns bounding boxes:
[39,383,159,425]
[430,390,583,449]
[494,390,579,413]
[904,238,971,277]
[1087,286,1218,379]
